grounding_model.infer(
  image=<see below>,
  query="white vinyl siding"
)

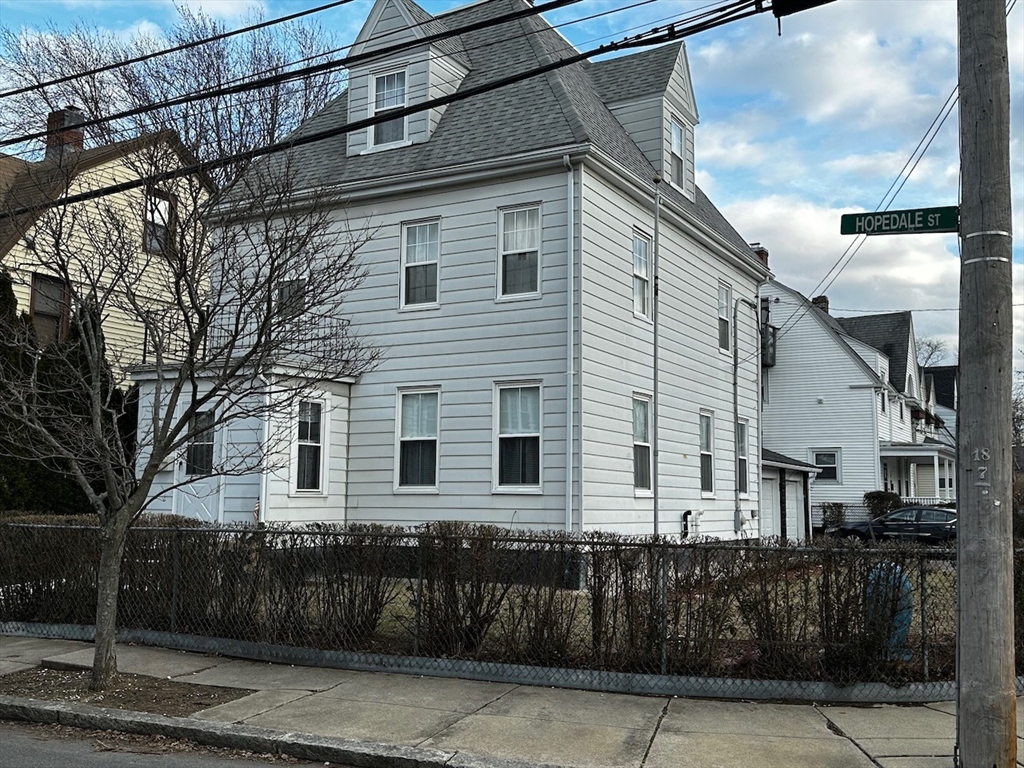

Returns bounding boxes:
[498,205,541,298]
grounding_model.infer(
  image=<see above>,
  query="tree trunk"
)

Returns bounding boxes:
[90,523,128,691]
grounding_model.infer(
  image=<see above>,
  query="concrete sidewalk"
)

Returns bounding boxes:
[1,636,1019,768]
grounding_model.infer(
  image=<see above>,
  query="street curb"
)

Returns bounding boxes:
[0,695,564,768]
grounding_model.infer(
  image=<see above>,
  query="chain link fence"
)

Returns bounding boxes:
[1,521,1016,701]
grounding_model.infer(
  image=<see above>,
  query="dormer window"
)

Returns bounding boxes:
[670,120,684,188]
[372,70,407,146]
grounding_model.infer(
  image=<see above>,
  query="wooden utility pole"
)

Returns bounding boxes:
[956,0,1016,763]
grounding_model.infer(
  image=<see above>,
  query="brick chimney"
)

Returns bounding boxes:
[45,106,86,163]
[749,242,769,267]
[811,295,829,314]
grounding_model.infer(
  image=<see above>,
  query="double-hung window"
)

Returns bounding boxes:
[717,282,732,352]
[144,188,176,255]
[497,384,540,488]
[372,70,406,146]
[670,120,685,188]
[30,273,69,347]
[499,206,540,297]
[633,397,651,491]
[699,411,714,495]
[736,420,748,495]
[402,221,439,307]
[398,390,438,488]
[813,450,839,482]
[633,232,651,318]
[186,411,215,476]
[296,401,323,491]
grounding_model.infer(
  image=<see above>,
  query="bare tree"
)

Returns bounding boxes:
[0,10,376,689]
[916,335,956,368]
[1013,367,1023,448]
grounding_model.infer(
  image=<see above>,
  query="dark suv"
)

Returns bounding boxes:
[825,506,957,543]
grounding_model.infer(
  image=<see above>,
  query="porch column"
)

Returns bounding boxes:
[933,454,940,502]
[908,459,915,498]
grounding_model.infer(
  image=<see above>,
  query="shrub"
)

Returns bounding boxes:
[864,491,902,519]
[821,502,846,529]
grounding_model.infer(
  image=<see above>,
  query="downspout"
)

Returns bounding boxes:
[734,296,757,535]
[563,154,575,532]
[257,373,271,525]
[652,175,662,535]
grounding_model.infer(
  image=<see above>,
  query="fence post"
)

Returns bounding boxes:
[660,541,669,675]
[170,529,181,634]
[413,533,424,656]
[919,552,929,681]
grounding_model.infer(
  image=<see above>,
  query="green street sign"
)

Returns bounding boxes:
[840,206,959,236]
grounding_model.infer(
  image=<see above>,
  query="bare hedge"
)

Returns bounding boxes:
[0,521,1002,685]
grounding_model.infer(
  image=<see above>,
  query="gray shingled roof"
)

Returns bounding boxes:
[281,0,753,256]
[400,0,471,69]
[925,364,957,409]
[589,43,683,104]
[835,312,913,393]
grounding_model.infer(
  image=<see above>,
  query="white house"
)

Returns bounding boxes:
[759,281,956,526]
[137,0,769,536]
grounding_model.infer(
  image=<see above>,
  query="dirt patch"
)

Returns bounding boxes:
[0,666,253,718]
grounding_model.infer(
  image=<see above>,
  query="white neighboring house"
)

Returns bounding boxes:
[759,281,956,527]
[136,0,769,536]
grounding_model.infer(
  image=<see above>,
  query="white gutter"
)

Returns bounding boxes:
[563,154,575,533]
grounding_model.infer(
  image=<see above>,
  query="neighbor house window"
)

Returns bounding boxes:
[398,389,438,488]
[402,221,439,306]
[277,279,306,319]
[144,188,176,255]
[499,206,540,297]
[497,384,540,487]
[633,232,651,318]
[699,411,714,494]
[296,401,323,491]
[30,273,69,346]
[185,411,215,476]
[717,282,732,351]
[813,450,839,482]
[633,397,651,491]
[372,70,406,146]
[670,120,685,188]
[736,420,749,495]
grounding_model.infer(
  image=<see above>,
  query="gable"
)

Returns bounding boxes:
[350,0,421,57]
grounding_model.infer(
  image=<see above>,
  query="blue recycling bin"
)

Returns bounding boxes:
[866,563,914,660]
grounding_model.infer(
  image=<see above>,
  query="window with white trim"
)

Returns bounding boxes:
[812,450,840,482]
[296,401,323,491]
[499,206,540,297]
[277,279,306,319]
[398,389,438,488]
[144,188,176,255]
[497,384,540,487]
[632,232,650,318]
[633,397,651,490]
[372,70,406,146]
[717,283,732,351]
[186,411,215,476]
[402,221,439,307]
[670,120,685,188]
[699,411,714,494]
[736,419,749,495]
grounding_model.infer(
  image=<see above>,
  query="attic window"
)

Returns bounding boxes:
[670,120,684,188]
[372,70,406,146]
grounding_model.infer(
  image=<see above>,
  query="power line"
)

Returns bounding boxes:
[0,0,762,221]
[0,0,360,100]
[0,0,588,151]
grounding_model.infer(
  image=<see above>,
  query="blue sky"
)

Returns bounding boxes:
[2,0,1022,367]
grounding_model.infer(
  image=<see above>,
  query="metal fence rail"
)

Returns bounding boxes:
[1,522,1015,702]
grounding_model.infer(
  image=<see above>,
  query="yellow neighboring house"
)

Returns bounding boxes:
[0,107,211,369]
